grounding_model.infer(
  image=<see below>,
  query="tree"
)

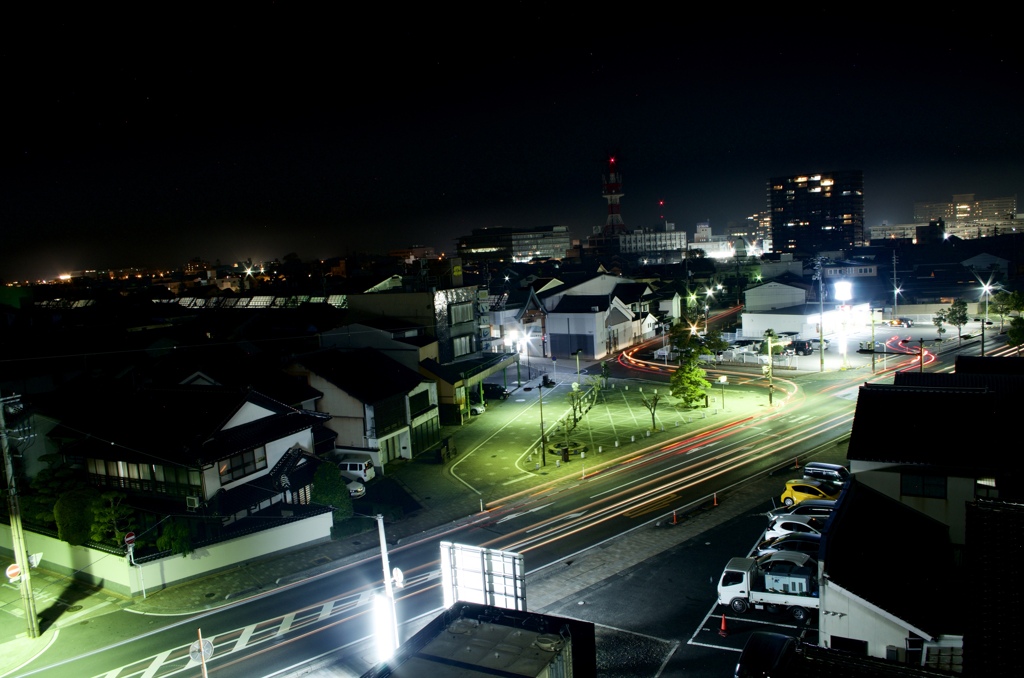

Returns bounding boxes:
[703,328,729,355]
[990,290,1024,331]
[157,517,194,557]
[670,349,711,407]
[311,461,353,524]
[932,308,948,339]
[759,329,783,356]
[90,490,136,547]
[1008,315,1024,356]
[24,453,88,528]
[639,387,662,431]
[53,488,99,546]
[945,299,969,346]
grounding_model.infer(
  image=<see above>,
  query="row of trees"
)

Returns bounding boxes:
[933,290,1024,350]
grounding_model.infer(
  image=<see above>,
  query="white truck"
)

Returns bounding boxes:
[717,551,819,622]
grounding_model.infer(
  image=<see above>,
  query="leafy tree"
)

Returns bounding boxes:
[990,290,1024,331]
[24,453,88,528]
[157,517,194,557]
[639,387,662,431]
[703,328,729,354]
[90,490,136,547]
[670,350,711,407]
[945,299,969,346]
[53,487,99,545]
[311,461,353,524]
[1008,316,1024,356]
[759,329,784,356]
[932,308,947,338]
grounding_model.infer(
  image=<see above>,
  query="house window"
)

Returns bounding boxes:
[901,472,947,499]
[975,477,999,499]
[219,448,268,483]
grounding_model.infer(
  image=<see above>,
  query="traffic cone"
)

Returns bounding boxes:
[719,614,728,637]
[713,493,718,507]
[672,510,677,525]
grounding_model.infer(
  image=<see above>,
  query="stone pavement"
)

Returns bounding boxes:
[0,360,862,676]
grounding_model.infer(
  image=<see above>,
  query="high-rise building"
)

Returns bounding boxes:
[913,193,1017,234]
[767,170,864,256]
[456,225,572,263]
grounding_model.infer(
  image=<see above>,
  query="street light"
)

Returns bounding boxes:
[358,513,403,663]
[973,316,994,357]
[718,375,727,409]
[572,349,583,384]
[900,338,928,373]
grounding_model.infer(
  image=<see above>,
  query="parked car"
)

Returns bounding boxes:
[482,383,510,401]
[802,461,850,486]
[780,478,841,506]
[809,338,830,351]
[346,479,366,499]
[764,514,827,541]
[337,454,376,483]
[885,317,914,327]
[767,499,836,520]
[754,533,823,558]
[469,401,486,415]
[790,339,814,356]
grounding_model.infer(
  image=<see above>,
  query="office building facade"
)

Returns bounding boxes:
[768,170,864,256]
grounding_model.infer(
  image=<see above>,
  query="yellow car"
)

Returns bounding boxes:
[780,479,841,507]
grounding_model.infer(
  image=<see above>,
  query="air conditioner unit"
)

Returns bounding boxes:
[185,496,201,510]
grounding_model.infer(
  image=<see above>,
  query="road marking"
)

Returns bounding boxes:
[139,649,172,678]
[496,502,554,524]
[526,511,587,533]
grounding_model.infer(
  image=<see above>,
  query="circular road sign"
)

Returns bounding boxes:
[189,639,214,663]
[6,564,20,580]
[124,532,136,546]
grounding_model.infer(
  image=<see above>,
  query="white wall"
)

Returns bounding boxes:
[1,512,333,597]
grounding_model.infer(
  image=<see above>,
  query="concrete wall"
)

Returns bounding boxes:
[1,511,333,597]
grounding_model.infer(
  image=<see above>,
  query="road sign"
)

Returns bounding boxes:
[189,638,214,663]
[6,564,20,580]
[124,532,136,546]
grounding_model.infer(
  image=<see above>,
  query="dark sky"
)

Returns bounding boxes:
[3,8,1022,281]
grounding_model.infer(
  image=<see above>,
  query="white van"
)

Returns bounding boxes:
[337,454,376,482]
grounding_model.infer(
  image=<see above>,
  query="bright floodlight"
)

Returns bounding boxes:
[374,594,397,662]
[834,280,852,302]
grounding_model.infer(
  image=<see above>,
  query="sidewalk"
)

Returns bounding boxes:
[0,362,859,675]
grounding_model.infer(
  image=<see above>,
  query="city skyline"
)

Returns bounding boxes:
[3,10,1022,282]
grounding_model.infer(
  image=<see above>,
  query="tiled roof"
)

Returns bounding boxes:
[551,295,610,313]
[56,385,318,467]
[294,347,427,404]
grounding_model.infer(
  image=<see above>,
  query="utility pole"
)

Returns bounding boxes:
[538,385,546,467]
[812,258,826,373]
[1,393,40,638]
[892,250,899,319]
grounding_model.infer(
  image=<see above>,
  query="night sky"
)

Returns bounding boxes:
[3,8,1022,281]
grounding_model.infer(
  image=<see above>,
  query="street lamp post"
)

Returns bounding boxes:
[572,349,582,384]
[900,338,926,373]
[764,331,775,406]
[370,513,402,662]
[718,375,727,409]
[538,384,546,467]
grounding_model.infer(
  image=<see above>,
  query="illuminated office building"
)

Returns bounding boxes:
[768,170,864,256]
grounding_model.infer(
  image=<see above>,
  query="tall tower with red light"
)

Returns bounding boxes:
[602,157,626,235]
